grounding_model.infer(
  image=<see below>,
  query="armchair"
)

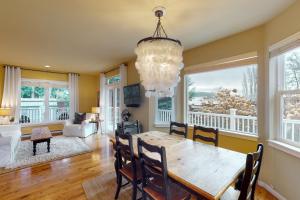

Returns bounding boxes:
[63,113,97,138]
[0,124,21,167]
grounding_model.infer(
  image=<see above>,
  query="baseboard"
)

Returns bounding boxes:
[258,180,287,200]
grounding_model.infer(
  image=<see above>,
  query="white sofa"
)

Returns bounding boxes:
[63,113,97,138]
[0,124,21,167]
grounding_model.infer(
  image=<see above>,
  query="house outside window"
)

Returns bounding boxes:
[185,64,258,136]
[20,79,70,124]
[271,46,300,147]
[155,96,175,126]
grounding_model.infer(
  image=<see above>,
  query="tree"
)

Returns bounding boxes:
[285,52,300,89]
[242,66,257,101]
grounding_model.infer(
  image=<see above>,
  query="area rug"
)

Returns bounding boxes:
[82,171,142,200]
[4,136,91,170]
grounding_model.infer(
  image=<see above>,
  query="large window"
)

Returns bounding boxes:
[155,96,175,125]
[20,80,70,124]
[272,46,300,147]
[185,64,258,135]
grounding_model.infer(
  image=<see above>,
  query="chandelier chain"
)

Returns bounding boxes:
[152,17,168,38]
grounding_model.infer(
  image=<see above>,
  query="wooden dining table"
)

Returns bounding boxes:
[110,131,246,200]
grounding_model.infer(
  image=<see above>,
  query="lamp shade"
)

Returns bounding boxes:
[91,107,101,114]
[0,108,12,116]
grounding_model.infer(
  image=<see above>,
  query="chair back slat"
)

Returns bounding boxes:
[115,130,137,179]
[169,121,188,138]
[193,125,219,146]
[239,144,264,200]
[138,138,169,198]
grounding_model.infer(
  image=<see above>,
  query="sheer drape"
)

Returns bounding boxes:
[68,73,79,120]
[119,64,127,112]
[1,66,21,122]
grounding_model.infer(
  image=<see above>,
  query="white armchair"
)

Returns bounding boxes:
[63,113,97,138]
[0,124,21,167]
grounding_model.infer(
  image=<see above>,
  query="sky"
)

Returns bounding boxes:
[188,65,256,94]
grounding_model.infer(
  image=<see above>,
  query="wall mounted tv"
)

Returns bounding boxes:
[123,83,141,107]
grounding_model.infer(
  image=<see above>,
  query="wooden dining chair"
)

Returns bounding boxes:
[221,143,264,200]
[169,121,188,138]
[115,131,142,200]
[192,125,219,146]
[137,138,191,200]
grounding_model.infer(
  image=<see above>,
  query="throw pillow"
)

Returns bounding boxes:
[74,112,86,124]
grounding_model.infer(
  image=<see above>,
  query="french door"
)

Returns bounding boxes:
[105,86,120,134]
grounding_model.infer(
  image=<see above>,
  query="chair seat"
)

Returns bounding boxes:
[220,186,240,200]
[119,160,142,181]
[144,179,191,200]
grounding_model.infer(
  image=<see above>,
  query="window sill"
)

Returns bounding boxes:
[20,120,67,127]
[154,123,170,128]
[268,140,300,159]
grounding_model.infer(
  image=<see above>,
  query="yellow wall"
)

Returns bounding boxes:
[0,67,98,134]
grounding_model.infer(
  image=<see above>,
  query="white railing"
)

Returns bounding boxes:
[20,107,69,124]
[156,109,173,124]
[187,109,258,135]
[107,106,120,131]
[283,119,300,143]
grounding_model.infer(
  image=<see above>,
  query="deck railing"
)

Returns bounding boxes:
[20,107,69,124]
[187,110,258,135]
[283,119,300,143]
[156,109,173,124]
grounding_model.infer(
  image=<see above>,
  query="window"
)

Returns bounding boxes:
[106,75,120,85]
[155,95,175,126]
[20,79,69,124]
[185,64,258,135]
[271,46,300,147]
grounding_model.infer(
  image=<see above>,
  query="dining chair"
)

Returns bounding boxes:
[137,138,191,200]
[115,130,142,200]
[192,125,219,146]
[221,143,264,200]
[169,121,188,138]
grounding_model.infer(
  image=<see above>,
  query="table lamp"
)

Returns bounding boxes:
[91,107,101,121]
[0,108,13,125]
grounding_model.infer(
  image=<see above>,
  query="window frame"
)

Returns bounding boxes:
[272,48,300,148]
[154,95,176,127]
[184,63,258,137]
[20,79,69,125]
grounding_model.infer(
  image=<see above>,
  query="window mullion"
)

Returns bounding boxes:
[44,87,50,122]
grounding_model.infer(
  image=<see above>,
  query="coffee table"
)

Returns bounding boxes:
[30,127,52,156]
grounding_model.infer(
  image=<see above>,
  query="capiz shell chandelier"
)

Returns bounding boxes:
[135,7,184,97]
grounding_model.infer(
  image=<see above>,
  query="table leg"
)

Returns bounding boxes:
[33,142,37,156]
[47,139,50,153]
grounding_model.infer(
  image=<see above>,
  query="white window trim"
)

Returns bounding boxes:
[269,35,300,150]
[268,140,300,159]
[20,79,70,124]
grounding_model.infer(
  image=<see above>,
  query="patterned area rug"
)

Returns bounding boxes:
[82,171,142,200]
[4,136,91,170]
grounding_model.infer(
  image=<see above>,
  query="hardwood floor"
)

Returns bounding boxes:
[0,134,276,200]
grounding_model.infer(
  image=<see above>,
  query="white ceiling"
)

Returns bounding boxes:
[0,0,295,74]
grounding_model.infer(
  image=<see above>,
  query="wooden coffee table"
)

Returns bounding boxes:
[30,127,52,156]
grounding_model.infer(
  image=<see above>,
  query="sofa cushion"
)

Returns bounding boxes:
[74,112,86,124]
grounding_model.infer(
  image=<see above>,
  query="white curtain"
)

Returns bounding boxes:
[1,66,21,122]
[99,73,106,132]
[68,73,79,120]
[119,64,127,112]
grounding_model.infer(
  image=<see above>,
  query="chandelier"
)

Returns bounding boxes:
[135,7,184,97]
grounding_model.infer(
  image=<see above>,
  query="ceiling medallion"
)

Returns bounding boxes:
[135,6,184,97]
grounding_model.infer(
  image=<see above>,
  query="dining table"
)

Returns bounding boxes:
[110,131,246,200]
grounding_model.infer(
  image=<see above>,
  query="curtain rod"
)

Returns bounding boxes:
[3,65,80,76]
[104,63,126,74]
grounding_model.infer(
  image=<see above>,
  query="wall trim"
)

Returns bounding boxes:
[258,180,287,200]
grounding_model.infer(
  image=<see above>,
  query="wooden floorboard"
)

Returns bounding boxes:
[0,134,276,200]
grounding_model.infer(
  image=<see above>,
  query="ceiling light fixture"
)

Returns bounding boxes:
[44,65,51,68]
[135,6,184,97]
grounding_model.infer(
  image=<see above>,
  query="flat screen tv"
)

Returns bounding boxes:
[123,84,141,107]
